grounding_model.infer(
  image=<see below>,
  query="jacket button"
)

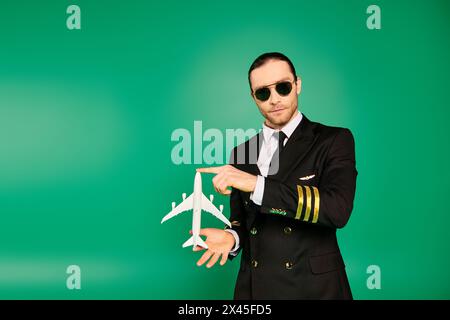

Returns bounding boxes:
[250,227,257,235]
[244,200,248,206]
[283,227,292,235]
[251,260,258,268]
[285,261,293,270]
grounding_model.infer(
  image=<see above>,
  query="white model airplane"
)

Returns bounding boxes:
[161,172,231,250]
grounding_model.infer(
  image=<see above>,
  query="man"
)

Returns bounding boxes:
[196,52,357,300]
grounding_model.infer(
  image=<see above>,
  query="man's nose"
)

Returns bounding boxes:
[269,88,281,105]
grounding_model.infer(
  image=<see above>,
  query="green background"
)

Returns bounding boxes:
[0,0,449,299]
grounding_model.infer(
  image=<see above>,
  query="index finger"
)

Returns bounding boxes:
[196,166,223,174]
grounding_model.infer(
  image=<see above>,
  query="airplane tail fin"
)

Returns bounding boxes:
[195,236,208,249]
[182,235,208,250]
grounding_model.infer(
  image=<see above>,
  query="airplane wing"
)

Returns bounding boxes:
[201,194,231,227]
[161,193,194,224]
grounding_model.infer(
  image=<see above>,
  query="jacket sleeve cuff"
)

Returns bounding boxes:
[224,229,240,255]
[249,175,265,206]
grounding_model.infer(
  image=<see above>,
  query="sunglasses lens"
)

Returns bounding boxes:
[254,88,271,101]
[276,82,292,96]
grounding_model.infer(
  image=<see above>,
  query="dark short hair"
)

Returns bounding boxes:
[248,52,297,90]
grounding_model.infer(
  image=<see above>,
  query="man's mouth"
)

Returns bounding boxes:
[270,108,285,114]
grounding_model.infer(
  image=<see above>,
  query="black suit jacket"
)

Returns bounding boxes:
[227,114,357,300]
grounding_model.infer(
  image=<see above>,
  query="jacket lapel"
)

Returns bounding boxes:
[243,131,262,176]
[244,115,319,228]
[273,115,319,182]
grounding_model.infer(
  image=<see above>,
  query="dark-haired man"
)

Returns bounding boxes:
[196,52,357,300]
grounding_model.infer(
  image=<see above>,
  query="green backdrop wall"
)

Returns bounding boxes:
[0,0,449,299]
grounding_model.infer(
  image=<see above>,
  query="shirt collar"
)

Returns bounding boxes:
[262,111,303,143]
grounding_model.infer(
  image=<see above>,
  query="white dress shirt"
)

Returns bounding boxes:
[226,111,303,253]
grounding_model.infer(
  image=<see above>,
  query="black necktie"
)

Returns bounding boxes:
[268,131,287,175]
[275,131,287,153]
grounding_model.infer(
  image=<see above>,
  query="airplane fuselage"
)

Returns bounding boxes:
[191,172,203,247]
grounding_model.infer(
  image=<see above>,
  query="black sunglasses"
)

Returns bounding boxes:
[253,80,294,102]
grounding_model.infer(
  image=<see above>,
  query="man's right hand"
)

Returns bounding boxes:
[193,228,235,268]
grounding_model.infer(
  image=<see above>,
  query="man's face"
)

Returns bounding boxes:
[249,59,301,129]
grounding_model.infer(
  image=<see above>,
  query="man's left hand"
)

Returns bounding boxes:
[197,165,257,195]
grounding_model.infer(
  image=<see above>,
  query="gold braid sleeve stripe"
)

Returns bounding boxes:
[296,185,304,220]
[312,186,320,223]
[303,186,312,222]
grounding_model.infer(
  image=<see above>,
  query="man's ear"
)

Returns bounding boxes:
[296,76,302,95]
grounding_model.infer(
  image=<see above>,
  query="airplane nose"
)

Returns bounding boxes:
[193,171,202,190]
